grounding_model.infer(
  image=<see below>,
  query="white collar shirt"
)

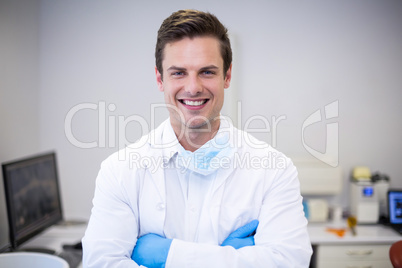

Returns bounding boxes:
[161,117,233,243]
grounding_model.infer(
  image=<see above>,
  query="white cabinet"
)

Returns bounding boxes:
[315,244,393,268]
[294,159,342,195]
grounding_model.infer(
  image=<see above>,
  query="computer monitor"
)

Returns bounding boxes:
[2,152,63,249]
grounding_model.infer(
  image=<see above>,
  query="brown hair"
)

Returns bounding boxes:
[155,9,232,79]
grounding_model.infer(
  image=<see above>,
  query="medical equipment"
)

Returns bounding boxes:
[350,167,379,224]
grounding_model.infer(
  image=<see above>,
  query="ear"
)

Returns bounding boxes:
[155,66,164,92]
[224,64,232,89]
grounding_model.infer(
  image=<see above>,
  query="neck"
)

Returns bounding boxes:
[171,118,221,152]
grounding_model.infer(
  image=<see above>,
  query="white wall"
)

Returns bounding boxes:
[2,0,401,225]
[0,0,41,250]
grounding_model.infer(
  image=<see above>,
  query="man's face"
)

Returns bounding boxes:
[156,36,232,130]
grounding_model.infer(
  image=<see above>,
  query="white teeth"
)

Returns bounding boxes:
[183,100,206,106]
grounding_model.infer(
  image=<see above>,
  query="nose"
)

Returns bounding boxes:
[185,74,203,96]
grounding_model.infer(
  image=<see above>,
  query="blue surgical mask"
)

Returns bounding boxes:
[176,130,235,176]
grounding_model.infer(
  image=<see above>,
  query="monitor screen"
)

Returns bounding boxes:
[2,152,63,249]
[389,190,402,224]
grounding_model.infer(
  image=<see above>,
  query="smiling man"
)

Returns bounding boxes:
[82,9,312,268]
[157,35,231,151]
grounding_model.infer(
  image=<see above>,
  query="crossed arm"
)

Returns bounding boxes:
[83,154,312,267]
[132,220,259,268]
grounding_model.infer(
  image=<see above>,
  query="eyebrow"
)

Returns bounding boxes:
[167,66,186,71]
[200,65,219,71]
[166,65,220,72]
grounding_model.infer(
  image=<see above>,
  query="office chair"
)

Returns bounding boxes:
[0,252,69,268]
[390,240,402,268]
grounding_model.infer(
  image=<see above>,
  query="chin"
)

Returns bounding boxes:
[185,114,221,130]
[185,119,210,129]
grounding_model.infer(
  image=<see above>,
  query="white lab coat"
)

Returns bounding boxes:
[82,119,312,268]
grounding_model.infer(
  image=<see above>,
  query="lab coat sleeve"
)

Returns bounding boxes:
[165,157,312,268]
[82,153,143,268]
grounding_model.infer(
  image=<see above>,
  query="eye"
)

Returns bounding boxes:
[172,71,184,76]
[202,70,216,76]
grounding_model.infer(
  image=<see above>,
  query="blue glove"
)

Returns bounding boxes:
[221,220,259,249]
[132,233,172,268]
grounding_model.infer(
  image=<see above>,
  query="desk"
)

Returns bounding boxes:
[21,223,86,268]
[18,222,401,268]
[308,223,401,268]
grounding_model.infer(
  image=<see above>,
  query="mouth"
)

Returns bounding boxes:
[179,99,209,110]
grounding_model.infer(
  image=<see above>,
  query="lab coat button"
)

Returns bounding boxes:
[157,203,165,210]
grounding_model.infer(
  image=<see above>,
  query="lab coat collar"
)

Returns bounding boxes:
[161,119,181,163]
